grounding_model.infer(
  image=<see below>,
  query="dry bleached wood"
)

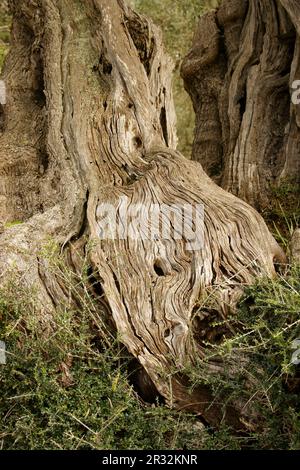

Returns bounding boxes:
[0,0,286,428]
[290,228,300,263]
[182,0,300,209]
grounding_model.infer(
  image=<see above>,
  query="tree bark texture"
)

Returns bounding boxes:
[182,0,300,209]
[0,0,286,429]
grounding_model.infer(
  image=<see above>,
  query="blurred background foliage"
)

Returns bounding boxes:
[0,0,220,156]
[133,0,220,156]
[0,1,9,71]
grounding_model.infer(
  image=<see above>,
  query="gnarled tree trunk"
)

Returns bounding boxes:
[182,0,300,209]
[0,0,285,430]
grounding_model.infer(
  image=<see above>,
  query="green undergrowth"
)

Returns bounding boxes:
[0,244,203,450]
[186,264,300,449]
[263,181,300,248]
[1,243,300,449]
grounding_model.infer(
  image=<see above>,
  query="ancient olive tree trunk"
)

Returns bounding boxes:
[0,0,285,429]
[182,0,300,209]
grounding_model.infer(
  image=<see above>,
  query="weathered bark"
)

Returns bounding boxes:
[182,0,300,209]
[0,0,285,429]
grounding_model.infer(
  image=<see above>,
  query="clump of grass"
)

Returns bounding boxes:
[262,181,300,247]
[133,0,221,157]
[0,244,203,450]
